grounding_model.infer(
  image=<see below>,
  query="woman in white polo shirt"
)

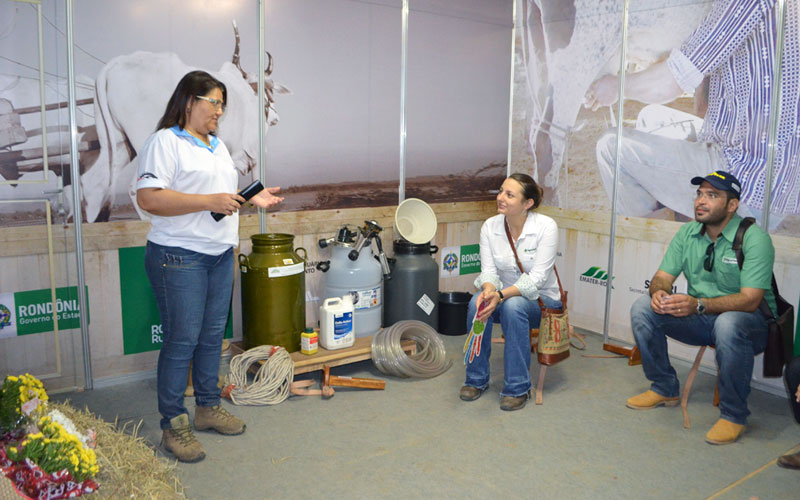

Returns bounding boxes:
[459,173,561,411]
[136,71,283,463]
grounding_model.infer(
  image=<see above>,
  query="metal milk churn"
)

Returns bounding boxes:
[317,221,390,338]
[384,239,439,329]
[239,233,307,352]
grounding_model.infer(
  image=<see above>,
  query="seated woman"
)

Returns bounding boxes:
[460,173,561,411]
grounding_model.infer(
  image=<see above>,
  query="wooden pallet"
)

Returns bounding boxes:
[229,335,417,375]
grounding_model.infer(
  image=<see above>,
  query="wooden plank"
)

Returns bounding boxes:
[0,201,492,257]
[3,202,799,266]
[229,335,417,376]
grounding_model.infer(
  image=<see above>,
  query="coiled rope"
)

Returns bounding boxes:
[371,320,451,378]
[224,345,294,405]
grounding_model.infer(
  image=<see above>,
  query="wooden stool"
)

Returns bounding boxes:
[530,326,582,404]
[681,345,720,428]
[492,327,583,405]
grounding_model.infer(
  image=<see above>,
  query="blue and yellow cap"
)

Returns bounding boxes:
[690,170,741,199]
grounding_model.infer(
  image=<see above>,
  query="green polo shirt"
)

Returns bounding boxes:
[659,214,777,317]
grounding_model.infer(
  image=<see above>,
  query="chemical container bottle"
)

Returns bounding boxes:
[384,239,439,329]
[321,245,382,338]
[301,327,318,355]
[320,296,355,350]
[239,233,306,352]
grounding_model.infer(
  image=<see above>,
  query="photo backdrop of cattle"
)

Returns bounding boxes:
[510,0,800,237]
[2,0,798,239]
[0,0,512,225]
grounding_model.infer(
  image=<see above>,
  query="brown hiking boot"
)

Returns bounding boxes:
[459,386,484,402]
[500,391,531,411]
[194,404,246,435]
[162,414,205,463]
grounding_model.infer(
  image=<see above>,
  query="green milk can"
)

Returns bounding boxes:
[239,233,307,352]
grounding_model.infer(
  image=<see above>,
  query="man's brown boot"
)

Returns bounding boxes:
[162,414,205,463]
[194,404,246,435]
[777,451,800,469]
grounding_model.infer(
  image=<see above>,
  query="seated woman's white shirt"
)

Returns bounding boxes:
[473,212,560,302]
[136,128,239,255]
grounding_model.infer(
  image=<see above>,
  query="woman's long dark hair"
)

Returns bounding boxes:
[508,173,544,209]
[155,70,227,132]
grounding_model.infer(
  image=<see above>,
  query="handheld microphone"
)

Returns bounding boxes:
[211,180,265,221]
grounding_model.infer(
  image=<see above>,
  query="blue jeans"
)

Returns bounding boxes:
[464,293,562,397]
[145,241,234,430]
[630,294,768,425]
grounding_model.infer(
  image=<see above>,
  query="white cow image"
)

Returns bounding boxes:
[84,22,290,221]
[521,0,712,205]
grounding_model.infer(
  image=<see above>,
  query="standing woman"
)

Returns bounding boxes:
[460,173,561,411]
[136,71,283,462]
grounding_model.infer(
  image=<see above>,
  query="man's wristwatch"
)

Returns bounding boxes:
[497,290,504,301]
[696,298,706,315]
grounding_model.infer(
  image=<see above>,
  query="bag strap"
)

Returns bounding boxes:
[504,217,525,274]
[503,217,567,307]
[732,217,776,321]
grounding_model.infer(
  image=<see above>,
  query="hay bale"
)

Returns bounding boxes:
[51,402,186,500]
[0,474,23,500]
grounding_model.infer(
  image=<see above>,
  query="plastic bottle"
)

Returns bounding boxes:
[320,296,355,350]
[301,328,318,355]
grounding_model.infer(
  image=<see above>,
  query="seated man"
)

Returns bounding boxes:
[778,357,800,469]
[627,170,776,445]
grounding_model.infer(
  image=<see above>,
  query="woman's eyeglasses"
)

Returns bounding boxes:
[195,95,226,111]
[704,242,715,272]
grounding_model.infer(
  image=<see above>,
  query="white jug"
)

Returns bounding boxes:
[319,295,355,350]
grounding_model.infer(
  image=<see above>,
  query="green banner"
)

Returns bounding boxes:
[13,286,89,335]
[459,244,481,275]
[440,244,481,277]
[119,246,232,355]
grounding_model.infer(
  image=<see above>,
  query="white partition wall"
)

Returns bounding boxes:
[1,0,797,392]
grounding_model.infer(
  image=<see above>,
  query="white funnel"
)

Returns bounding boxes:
[395,198,437,244]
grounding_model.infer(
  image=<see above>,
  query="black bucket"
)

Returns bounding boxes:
[438,292,472,335]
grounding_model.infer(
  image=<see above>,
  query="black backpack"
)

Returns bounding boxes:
[733,217,795,377]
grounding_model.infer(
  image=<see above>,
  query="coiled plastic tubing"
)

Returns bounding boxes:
[371,320,451,378]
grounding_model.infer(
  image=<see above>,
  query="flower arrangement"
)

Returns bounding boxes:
[6,415,99,482]
[0,374,49,433]
[0,374,98,498]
